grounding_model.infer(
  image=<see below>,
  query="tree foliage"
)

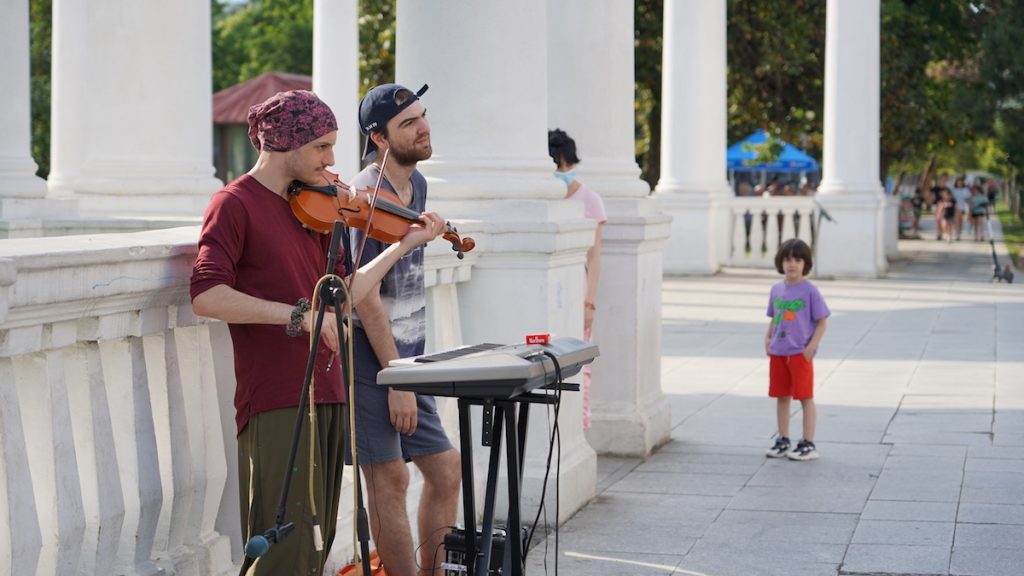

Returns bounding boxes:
[879,0,980,179]
[726,0,826,160]
[211,0,395,95]
[30,0,51,178]
[212,0,315,92]
[25,0,1024,186]
[357,1,396,95]
[976,0,1024,171]
[634,0,663,189]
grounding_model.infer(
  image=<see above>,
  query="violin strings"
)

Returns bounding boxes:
[349,147,390,279]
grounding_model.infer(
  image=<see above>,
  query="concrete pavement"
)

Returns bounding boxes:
[526,218,1024,576]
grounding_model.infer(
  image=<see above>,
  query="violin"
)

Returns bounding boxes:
[287,170,475,259]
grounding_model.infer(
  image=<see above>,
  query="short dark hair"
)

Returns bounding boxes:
[548,129,581,166]
[775,238,813,275]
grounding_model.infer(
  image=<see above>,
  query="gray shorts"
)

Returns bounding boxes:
[344,376,453,465]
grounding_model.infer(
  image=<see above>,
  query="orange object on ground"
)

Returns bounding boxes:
[338,550,387,575]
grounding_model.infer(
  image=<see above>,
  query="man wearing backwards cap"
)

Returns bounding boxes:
[190,89,445,575]
[345,83,460,576]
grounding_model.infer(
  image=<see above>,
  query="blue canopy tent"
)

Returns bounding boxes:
[727,130,820,193]
[727,129,820,172]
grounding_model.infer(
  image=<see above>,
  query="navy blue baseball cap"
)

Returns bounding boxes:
[359,83,429,159]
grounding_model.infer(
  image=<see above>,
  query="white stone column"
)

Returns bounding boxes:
[654,0,732,274]
[815,0,887,277]
[313,0,361,180]
[0,0,75,235]
[49,0,220,217]
[547,0,671,457]
[0,0,47,199]
[396,0,596,523]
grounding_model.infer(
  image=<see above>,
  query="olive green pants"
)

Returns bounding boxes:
[237,404,345,576]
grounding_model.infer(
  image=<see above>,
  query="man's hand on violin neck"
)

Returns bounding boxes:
[402,211,445,247]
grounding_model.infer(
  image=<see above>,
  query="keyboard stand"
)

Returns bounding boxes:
[455,384,577,576]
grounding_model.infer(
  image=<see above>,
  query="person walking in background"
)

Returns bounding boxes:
[910,188,925,238]
[951,176,971,241]
[930,174,949,240]
[985,178,999,208]
[969,185,989,242]
[764,239,830,461]
[548,129,607,430]
[936,187,958,244]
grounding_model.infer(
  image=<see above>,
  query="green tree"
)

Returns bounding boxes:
[744,134,785,167]
[634,0,662,189]
[727,0,826,160]
[358,0,396,95]
[30,0,51,178]
[212,0,315,92]
[879,0,980,180]
[211,0,395,95]
[975,0,1024,172]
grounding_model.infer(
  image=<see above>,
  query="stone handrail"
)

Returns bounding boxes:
[725,195,818,268]
[0,225,482,575]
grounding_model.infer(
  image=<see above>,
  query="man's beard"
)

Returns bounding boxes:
[388,140,432,166]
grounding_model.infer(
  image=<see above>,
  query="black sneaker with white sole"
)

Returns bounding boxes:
[787,439,818,461]
[765,436,791,458]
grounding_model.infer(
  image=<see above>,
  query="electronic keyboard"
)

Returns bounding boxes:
[376,337,598,399]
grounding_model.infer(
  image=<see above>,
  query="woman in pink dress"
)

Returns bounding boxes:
[548,129,607,429]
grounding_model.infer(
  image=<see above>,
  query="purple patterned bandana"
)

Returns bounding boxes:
[247,90,338,152]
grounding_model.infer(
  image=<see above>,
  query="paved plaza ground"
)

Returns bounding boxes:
[526,219,1024,576]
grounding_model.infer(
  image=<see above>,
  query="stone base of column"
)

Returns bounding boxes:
[884,195,900,259]
[654,188,729,275]
[0,197,77,219]
[72,191,215,219]
[0,168,47,198]
[49,173,221,218]
[0,197,79,239]
[586,197,673,457]
[587,396,672,456]
[814,189,888,278]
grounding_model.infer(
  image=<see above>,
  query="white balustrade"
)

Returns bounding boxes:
[725,196,818,268]
[0,223,489,575]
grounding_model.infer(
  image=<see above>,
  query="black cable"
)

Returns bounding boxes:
[523,352,563,558]
[415,523,454,575]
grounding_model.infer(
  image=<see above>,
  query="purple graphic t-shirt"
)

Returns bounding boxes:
[766,279,830,356]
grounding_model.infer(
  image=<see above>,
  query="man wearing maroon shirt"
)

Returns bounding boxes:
[190,90,444,576]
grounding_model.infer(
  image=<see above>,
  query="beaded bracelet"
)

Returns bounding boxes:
[286,297,311,337]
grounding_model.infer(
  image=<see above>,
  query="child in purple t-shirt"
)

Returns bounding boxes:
[764,239,830,461]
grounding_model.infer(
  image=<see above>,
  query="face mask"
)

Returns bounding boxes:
[554,168,576,186]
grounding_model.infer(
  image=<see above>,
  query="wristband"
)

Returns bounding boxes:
[584,301,596,311]
[286,297,311,337]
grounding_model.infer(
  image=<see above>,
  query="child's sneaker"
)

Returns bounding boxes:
[765,435,791,458]
[787,439,818,461]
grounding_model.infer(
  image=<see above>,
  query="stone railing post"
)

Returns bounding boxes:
[0,228,234,575]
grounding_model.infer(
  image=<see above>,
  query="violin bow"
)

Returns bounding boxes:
[347,146,390,289]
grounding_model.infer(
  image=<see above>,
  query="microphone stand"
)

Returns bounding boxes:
[245,221,373,576]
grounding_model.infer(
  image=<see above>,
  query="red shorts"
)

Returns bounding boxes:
[769,354,814,400]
